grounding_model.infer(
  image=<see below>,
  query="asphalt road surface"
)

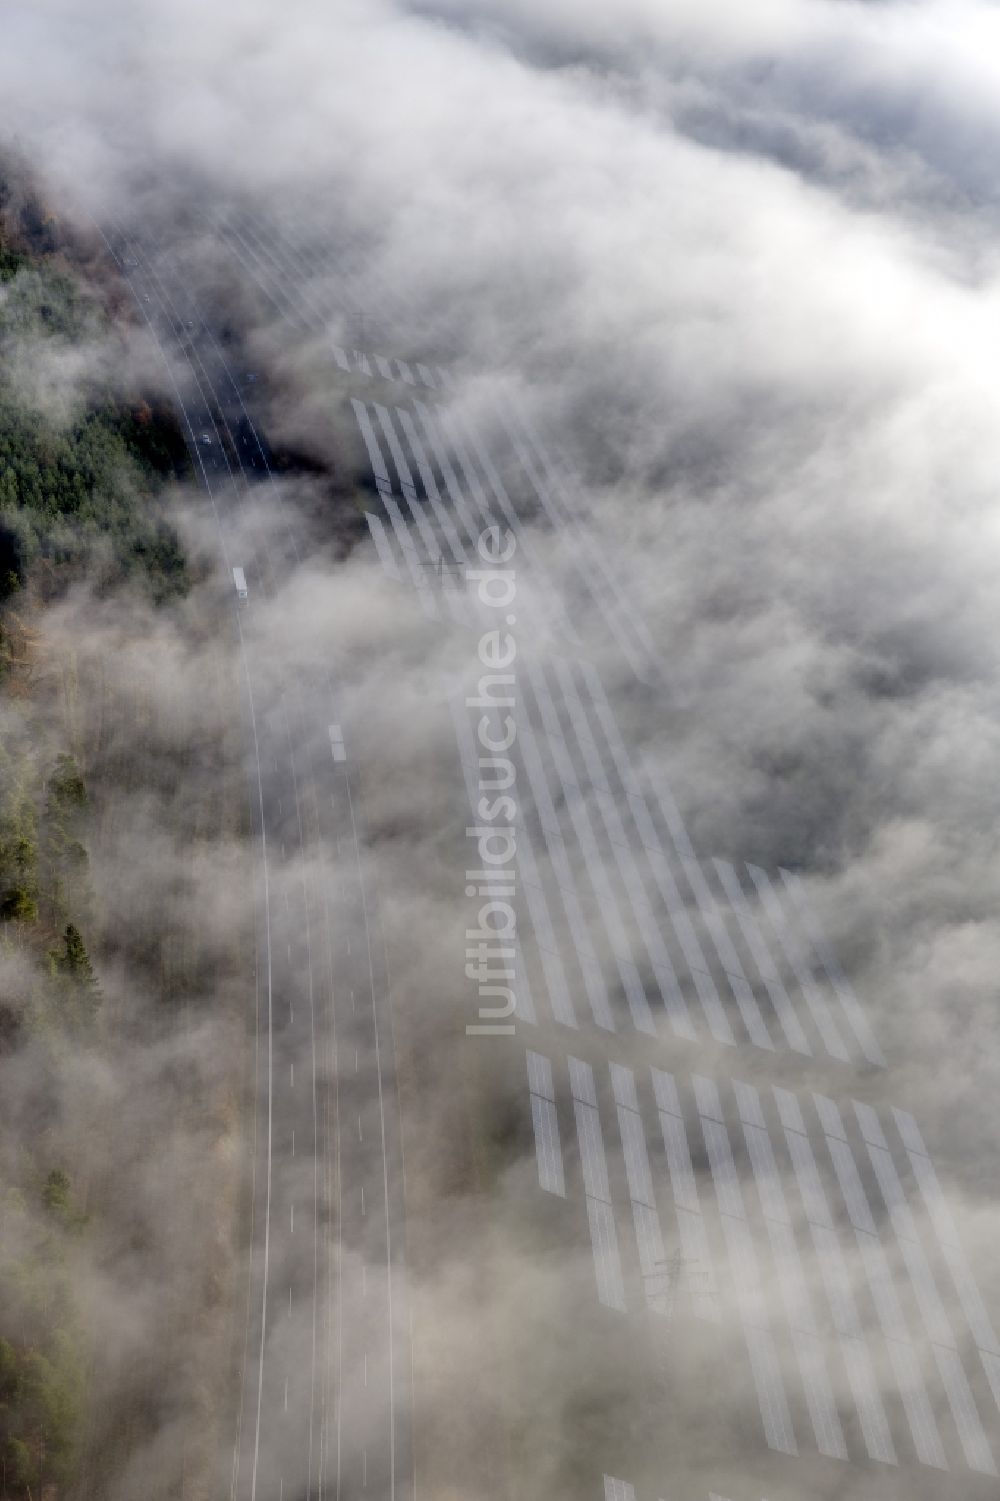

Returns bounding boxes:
[103,226,413,1501]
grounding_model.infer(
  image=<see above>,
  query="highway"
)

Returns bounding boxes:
[102,225,413,1501]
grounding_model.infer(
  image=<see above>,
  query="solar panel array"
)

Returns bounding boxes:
[342,337,996,1492]
[452,671,884,1061]
[531,1057,998,1478]
[350,349,894,1065]
[350,382,655,673]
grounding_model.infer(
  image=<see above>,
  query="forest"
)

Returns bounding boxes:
[0,188,195,1499]
[0,239,190,605]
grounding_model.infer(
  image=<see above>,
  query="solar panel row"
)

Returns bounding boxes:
[571,1057,628,1311]
[526,1051,565,1198]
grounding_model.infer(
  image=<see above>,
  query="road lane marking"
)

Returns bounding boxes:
[355,1048,359,1072]
[364,1352,368,1387]
[362,1263,367,1296]
[289,1286,293,1312]
[290,1202,294,1233]
[292,1129,295,1156]
[343,778,399,1499]
[358,1115,363,1142]
[361,1185,365,1216]
[291,1062,295,1088]
[363,1448,367,1487]
[284,1377,288,1412]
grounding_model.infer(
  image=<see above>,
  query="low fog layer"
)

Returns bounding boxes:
[2,2,1000,1499]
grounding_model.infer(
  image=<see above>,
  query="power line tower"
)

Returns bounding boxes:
[644,1245,704,1400]
[643,1245,687,1324]
[433,553,465,592]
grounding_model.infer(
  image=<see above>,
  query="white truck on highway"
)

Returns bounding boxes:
[232,566,248,602]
